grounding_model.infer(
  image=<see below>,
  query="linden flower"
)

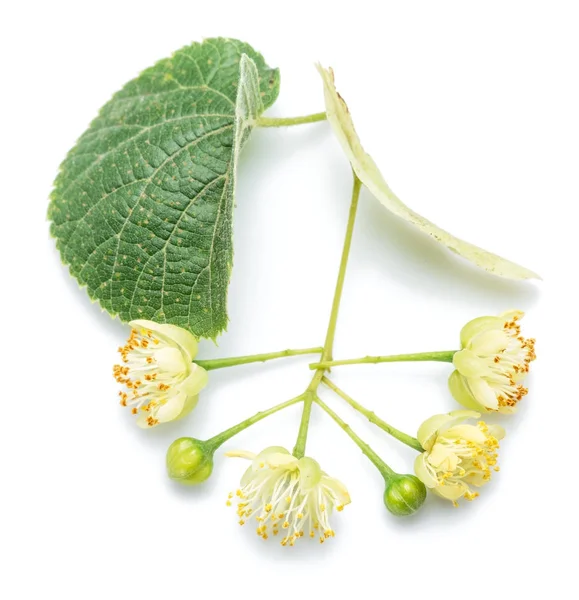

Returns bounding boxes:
[414,410,505,506]
[226,446,351,546]
[113,320,208,428]
[449,310,536,414]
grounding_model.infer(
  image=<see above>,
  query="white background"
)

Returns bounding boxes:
[2,1,578,598]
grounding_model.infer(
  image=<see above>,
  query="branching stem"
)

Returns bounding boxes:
[293,174,362,458]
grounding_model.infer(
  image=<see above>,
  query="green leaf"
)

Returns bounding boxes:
[49,38,280,338]
[317,65,540,280]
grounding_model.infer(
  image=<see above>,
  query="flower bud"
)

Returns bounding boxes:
[166,437,213,485]
[383,474,427,516]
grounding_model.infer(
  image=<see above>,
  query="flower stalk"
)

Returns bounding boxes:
[207,394,305,451]
[316,394,426,516]
[166,395,305,486]
[322,377,423,452]
[309,350,456,370]
[196,347,323,371]
[314,396,394,479]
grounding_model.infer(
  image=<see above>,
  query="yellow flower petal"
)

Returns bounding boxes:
[448,409,482,419]
[154,346,188,373]
[298,457,322,490]
[488,424,506,440]
[448,371,487,412]
[180,365,208,396]
[459,316,503,348]
[414,453,439,488]
[128,319,199,360]
[444,424,487,445]
[156,391,187,423]
[469,329,509,355]
[416,414,455,450]
[321,475,352,507]
[266,453,300,469]
[453,349,488,378]
[468,377,499,411]
[175,393,199,421]
[249,447,296,471]
[433,483,467,501]
[155,323,199,361]
[499,309,525,322]
[427,444,459,471]
[224,450,257,460]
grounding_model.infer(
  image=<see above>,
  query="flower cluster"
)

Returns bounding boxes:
[226,447,350,546]
[110,309,534,543]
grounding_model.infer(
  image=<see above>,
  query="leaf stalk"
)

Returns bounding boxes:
[256,112,327,127]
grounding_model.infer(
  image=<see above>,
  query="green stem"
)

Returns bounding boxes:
[207,394,305,450]
[293,175,362,459]
[196,347,323,371]
[320,175,362,364]
[314,396,395,480]
[309,350,456,370]
[322,377,423,452]
[256,112,327,127]
[292,388,317,458]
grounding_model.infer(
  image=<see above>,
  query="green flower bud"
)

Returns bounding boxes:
[166,438,213,485]
[383,474,427,516]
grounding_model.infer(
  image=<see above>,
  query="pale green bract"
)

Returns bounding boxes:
[317,65,540,280]
[49,38,280,339]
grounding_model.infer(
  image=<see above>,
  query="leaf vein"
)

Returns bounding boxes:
[59,113,234,197]
[128,174,226,320]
